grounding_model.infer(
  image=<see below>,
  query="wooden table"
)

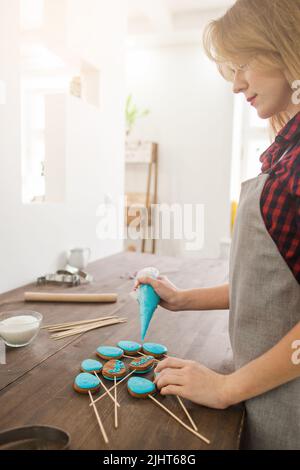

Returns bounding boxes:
[0,252,244,450]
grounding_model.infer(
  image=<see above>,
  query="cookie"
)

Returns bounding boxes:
[102,359,127,381]
[127,377,156,398]
[73,372,101,394]
[81,359,103,374]
[129,355,155,374]
[142,342,168,358]
[117,340,142,356]
[96,346,123,360]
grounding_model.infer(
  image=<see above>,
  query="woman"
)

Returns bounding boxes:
[137,0,300,450]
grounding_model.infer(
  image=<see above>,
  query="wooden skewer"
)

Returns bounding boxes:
[51,319,126,338]
[176,396,198,431]
[51,319,127,340]
[52,326,124,340]
[143,353,196,430]
[149,355,197,430]
[137,351,168,362]
[148,395,210,445]
[88,391,109,444]
[137,351,159,362]
[94,373,120,408]
[122,354,140,359]
[51,317,127,335]
[42,316,117,330]
[49,318,121,334]
[91,370,135,406]
[114,377,118,429]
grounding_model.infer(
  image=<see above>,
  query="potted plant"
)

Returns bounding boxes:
[125,94,150,137]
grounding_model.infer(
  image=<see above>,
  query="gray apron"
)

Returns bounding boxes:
[229,151,300,450]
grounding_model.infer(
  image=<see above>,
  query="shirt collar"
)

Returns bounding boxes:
[260,111,300,172]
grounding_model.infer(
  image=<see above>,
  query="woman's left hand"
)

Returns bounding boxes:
[154,357,232,410]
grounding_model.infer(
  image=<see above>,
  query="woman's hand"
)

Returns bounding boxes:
[154,357,232,410]
[135,276,183,311]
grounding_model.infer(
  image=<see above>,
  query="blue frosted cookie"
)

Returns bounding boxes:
[142,343,168,358]
[117,340,142,356]
[127,377,156,398]
[96,346,123,360]
[81,359,103,373]
[73,372,101,394]
[102,359,127,381]
[129,355,155,374]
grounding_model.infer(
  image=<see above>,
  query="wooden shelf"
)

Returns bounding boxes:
[125,142,158,254]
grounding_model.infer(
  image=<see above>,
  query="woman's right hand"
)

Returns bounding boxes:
[134,275,182,312]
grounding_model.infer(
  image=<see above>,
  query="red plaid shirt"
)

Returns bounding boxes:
[260,111,300,283]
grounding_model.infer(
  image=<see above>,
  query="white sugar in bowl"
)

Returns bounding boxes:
[0,311,43,348]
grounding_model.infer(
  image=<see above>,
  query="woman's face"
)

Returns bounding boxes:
[231,61,297,118]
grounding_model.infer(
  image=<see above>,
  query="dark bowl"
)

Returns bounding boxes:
[0,425,71,450]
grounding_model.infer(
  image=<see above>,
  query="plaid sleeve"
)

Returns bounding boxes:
[288,153,300,198]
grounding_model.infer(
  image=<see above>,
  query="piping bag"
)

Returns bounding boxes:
[131,267,160,341]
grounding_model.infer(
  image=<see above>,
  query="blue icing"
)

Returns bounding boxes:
[75,373,100,390]
[133,366,154,375]
[131,356,154,367]
[138,285,160,340]
[117,341,142,352]
[103,375,124,381]
[127,377,156,395]
[143,343,167,356]
[108,360,125,374]
[97,346,123,358]
[81,359,103,372]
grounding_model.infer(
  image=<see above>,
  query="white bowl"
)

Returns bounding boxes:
[0,311,43,348]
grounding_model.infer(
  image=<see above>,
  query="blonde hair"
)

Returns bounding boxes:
[203,0,300,135]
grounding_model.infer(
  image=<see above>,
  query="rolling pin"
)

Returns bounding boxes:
[24,292,118,303]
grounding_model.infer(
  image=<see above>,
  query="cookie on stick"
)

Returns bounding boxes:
[127,377,209,445]
[73,373,108,444]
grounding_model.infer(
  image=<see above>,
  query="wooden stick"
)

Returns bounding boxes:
[138,351,160,363]
[50,319,125,337]
[91,370,135,406]
[145,353,196,430]
[88,391,109,444]
[51,325,125,340]
[176,396,198,432]
[25,292,118,303]
[43,305,123,329]
[43,316,117,331]
[94,373,120,408]
[148,395,210,445]
[51,319,127,340]
[138,351,168,361]
[114,377,118,429]
[52,317,127,334]
[48,321,119,333]
[42,316,116,330]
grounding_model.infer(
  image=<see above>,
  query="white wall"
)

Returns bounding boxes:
[126,42,234,258]
[0,0,126,293]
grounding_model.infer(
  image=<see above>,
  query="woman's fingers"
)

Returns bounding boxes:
[160,385,183,396]
[155,371,185,390]
[155,357,190,373]
[136,276,158,288]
